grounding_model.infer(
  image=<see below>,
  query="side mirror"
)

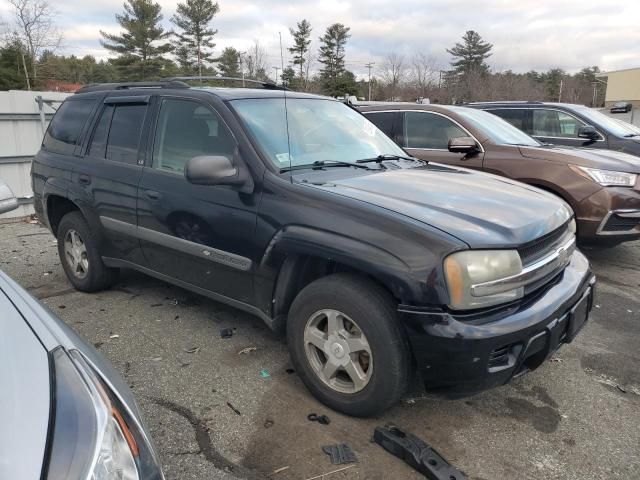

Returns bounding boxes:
[448,136,479,155]
[0,180,19,215]
[577,125,599,141]
[185,155,238,185]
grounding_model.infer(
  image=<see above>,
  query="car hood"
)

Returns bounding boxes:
[307,164,571,248]
[519,145,640,173]
[0,289,51,480]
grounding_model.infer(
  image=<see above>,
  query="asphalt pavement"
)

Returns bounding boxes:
[1,220,639,480]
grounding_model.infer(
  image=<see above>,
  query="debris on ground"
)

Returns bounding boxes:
[285,368,295,374]
[264,418,274,428]
[304,465,356,480]
[308,413,331,425]
[550,357,563,363]
[259,369,271,378]
[226,401,241,415]
[151,357,162,362]
[272,466,289,475]
[617,385,627,393]
[150,303,163,307]
[220,328,234,339]
[373,425,469,479]
[183,346,200,354]
[322,443,358,465]
[58,305,66,309]
[109,334,120,339]
[238,346,257,355]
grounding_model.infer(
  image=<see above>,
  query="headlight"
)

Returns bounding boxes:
[46,348,163,480]
[570,165,637,187]
[444,250,523,310]
[568,218,577,235]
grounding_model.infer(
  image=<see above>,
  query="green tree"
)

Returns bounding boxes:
[281,65,295,87]
[288,19,311,79]
[447,30,493,75]
[171,0,219,77]
[318,23,350,96]
[215,47,240,77]
[100,0,172,80]
[0,40,28,90]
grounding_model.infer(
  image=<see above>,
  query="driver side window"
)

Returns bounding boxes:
[403,111,467,149]
[532,110,585,138]
[152,99,236,174]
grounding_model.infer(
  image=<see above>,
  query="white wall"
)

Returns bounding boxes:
[0,90,71,220]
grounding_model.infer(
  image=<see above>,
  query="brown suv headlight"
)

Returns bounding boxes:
[444,250,523,310]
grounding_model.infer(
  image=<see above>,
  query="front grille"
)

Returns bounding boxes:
[602,214,639,232]
[517,224,568,266]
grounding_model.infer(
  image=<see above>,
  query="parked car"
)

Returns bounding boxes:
[610,101,632,113]
[359,103,640,245]
[467,101,640,156]
[32,81,595,416]
[0,269,164,480]
[0,178,19,215]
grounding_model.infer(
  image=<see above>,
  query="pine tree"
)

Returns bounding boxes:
[288,19,311,79]
[318,23,350,96]
[447,30,493,75]
[171,0,219,77]
[100,0,172,80]
[215,47,240,77]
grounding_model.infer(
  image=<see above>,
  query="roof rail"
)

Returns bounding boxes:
[466,100,544,105]
[75,81,190,94]
[165,76,288,91]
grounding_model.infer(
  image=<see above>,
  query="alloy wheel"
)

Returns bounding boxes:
[64,229,89,279]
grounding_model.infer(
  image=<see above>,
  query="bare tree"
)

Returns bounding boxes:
[9,0,62,86]
[244,39,267,79]
[411,52,438,98]
[303,49,315,90]
[380,53,406,100]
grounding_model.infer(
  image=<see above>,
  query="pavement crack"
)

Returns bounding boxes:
[147,396,262,479]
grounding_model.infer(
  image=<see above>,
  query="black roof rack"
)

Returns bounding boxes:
[76,81,190,94]
[465,100,544,105]
[165,76,288,91]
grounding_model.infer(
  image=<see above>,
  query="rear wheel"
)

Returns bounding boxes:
[57,211,118,291]
[287,273,410,416]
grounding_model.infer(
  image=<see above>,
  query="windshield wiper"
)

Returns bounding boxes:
[623,133,640,138]
[356,154,425,165]
[280,160,373,173]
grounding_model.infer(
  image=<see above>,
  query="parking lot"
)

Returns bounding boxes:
[2,219,639,480]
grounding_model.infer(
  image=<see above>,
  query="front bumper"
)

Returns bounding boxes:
[576,185,640,241]
[400,250,595,396]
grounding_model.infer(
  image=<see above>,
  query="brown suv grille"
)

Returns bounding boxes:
[517,224,568,266]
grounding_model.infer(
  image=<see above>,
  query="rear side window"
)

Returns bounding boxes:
[43,99,96,155]
[365,112,395,138]
[87,104,146,164]
[403,111,467,149]
[487,109,528,131]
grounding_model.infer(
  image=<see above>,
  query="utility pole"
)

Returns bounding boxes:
[558,78,563,103]
[273,66,280,85]
[365,62,375,101]
[238,52,246,87]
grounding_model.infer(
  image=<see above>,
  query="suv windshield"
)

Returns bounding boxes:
[231,97,407,169]
[571,105,640,137]
[451,107,541,147]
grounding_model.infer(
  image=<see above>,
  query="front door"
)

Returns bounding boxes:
[529,108,608,149]
[73,96,150,265]
[401,111,484,169]
[136,96,258,303]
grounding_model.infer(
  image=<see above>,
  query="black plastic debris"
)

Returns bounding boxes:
[220,328,234,339]
[322,443,357,465]
[308,413,331,425]
[226,402,241,415]
[373,425,468,480]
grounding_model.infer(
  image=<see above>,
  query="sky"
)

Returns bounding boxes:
[1,0,639,78]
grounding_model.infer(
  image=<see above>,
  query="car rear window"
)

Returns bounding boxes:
[43,99,96,155]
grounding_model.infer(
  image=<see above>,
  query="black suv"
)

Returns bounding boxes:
[32,81,595,416]
[470,101,640,156]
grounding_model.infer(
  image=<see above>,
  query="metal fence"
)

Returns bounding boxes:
[0,90,70,220]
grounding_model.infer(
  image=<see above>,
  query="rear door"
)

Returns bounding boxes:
[73,95,151,264]
[136,95,257,303]
[401,111,484,169]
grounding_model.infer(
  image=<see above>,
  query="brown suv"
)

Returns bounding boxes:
[358,103,640,245]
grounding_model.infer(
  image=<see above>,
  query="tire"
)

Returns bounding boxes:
[57,211,119,292]
[287,273,410,417]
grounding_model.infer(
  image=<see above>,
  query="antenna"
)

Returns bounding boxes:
[279,31,293,182]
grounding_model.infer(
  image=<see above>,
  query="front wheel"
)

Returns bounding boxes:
[287,274,411,417]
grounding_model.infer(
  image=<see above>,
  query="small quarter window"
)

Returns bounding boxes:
[43,99,96,155]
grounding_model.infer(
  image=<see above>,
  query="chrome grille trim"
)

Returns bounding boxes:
[471,235,576,297]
